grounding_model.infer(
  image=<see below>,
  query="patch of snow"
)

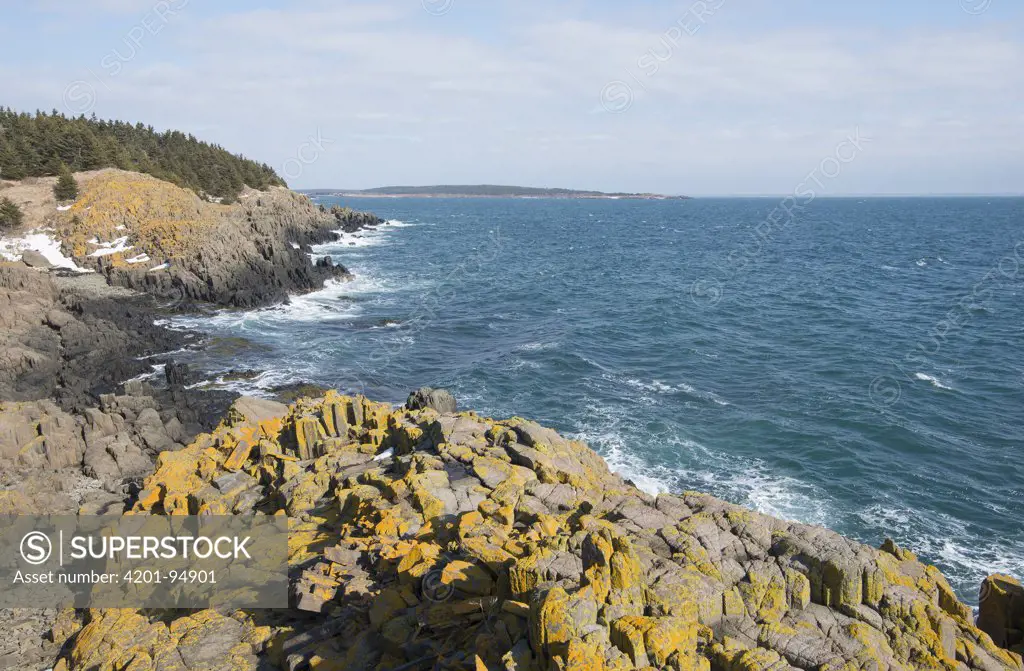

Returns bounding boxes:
[290,242,300,249]
[0,231,93,272]
[126,253,151,264]
[88,236,134,257]
[148,262,170,272]
[115,225,127,231]
[56,205,72,212]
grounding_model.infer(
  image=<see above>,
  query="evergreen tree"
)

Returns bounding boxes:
[0,197,24,231]
[54,164,79,202]
[0,108,287,201]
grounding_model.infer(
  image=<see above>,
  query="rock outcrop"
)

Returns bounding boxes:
[406,386,458,414]
[979,575,1024,654]
[0,388,202,671]
[54,170,381,308]
[51,392,1024,671]
[0,386,198,510]
[0,261,186,409]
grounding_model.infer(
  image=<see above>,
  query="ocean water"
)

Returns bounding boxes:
[169,196,1024,602]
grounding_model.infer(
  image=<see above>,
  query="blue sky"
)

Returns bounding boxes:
[2,0,1022,195]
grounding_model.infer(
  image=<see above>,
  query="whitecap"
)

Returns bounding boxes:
[567,400,830,526]
[619,376,729,406]
[136,347,191,360]
[166,274,389,332]
[914,372,953,390]
[122,364,165,385]
[515,341,561,353]
[856,502,1024,602]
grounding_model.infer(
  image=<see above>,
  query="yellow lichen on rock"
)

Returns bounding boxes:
[51,392,1024,671]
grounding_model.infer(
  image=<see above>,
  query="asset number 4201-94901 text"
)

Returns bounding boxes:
[125,570,216,584]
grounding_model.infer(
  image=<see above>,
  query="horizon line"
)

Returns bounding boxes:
[298,188,1024,199]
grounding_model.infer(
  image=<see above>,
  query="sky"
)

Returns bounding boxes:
[1,0,1022,196]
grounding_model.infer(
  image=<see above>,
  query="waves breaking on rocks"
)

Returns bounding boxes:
[165,196,1024,606]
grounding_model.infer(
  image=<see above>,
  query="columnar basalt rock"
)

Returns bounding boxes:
[52,392,1024,671]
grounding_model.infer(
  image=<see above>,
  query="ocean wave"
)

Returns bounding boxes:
[619,376,730,406]
[915,372,953,390]
[122,364,165,385]
[316,219,413,251]
[514,341,561,352]
[568,399,832,527]
[165,275,388,331]
[135,347,193,360]
[502,356,542,372]
[855,502,1024,602]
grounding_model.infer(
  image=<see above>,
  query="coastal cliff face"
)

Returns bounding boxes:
[44,392,1023,671]
[0,262,187,408]
[2,169,381,308]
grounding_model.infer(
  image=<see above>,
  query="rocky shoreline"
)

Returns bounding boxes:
[40,390,1024,670]
[0,173,382,669]
[0,171,383,507]
[0,172,1022,670]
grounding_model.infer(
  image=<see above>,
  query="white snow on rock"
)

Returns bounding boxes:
[88,236,134,257]
[56,205,72,212]
[0,231,93,272]
[126,253,151,264]
[148,262,170,272]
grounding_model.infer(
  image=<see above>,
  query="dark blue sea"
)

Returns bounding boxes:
[169,196,1024,601]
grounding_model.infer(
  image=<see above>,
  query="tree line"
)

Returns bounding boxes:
[0,108,286,200]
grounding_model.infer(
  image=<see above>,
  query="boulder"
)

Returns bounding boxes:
[20,250,52,269]
[405,387,457,414]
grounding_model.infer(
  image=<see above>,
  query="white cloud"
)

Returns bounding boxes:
[1,2,1021,194]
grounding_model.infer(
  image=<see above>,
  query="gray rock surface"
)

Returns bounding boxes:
[405,386,458,413]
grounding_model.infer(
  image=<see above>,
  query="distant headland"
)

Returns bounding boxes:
[299,184,690,200]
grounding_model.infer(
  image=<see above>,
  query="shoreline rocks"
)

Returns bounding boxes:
[48,391,1024,671]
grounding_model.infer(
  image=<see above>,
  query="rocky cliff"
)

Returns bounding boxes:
[44,391,1024,671]
[2,169,381,308]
